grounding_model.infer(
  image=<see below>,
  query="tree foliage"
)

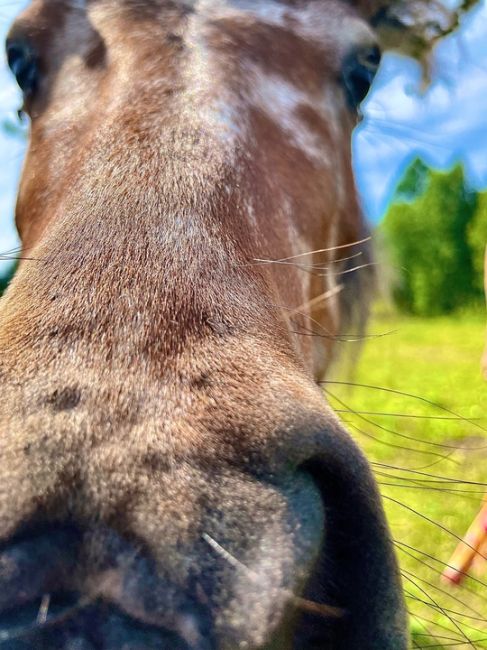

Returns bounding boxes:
[467,192,487,295]
[0,263,17,296]
[380,160,481,316]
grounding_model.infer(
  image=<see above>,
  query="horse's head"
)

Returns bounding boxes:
[0,0,427,647]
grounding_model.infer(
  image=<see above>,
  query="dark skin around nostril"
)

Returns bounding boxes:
[62,637,97,650]
[0,528,79,613]
[100,611,191,649]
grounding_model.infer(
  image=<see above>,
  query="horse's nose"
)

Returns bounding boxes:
[0,525,214,650]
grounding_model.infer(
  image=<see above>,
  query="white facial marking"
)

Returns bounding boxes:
[248,70,331,167]
[181,5,245,160]
[185,0,371,169]
[245,199,258,229]
[325,218,341,331]
[199,0,376,57]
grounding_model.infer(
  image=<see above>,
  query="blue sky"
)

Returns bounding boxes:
[354,0,487,218]
[0,0,486,271]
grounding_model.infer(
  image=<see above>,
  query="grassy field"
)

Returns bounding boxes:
[329,305,487,649]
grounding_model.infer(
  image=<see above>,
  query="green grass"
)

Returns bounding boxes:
[329,305,487,649]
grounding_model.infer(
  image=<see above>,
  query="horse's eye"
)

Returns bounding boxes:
[6,39,39,98]
[341,45,381,111]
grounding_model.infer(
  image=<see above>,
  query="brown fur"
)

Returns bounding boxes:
[0,0,443,647]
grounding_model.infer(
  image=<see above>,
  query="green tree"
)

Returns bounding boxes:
[467,191,487,295]
[394,158,430,202]
[380,160,478,316]
[0,263,17,296]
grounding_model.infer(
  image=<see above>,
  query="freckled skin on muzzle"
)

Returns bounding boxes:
[0,369,407,649]
[0,0,410,647]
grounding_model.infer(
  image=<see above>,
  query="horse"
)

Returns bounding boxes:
[0,0,469,647]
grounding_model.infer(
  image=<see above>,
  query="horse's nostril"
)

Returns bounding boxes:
[0,527,80,614]
[0,594,196,649]
[98,609,199,650]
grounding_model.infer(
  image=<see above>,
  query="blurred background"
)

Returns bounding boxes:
[1,0,487,648]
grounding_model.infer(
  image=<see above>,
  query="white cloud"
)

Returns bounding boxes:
[356,1,487,221]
